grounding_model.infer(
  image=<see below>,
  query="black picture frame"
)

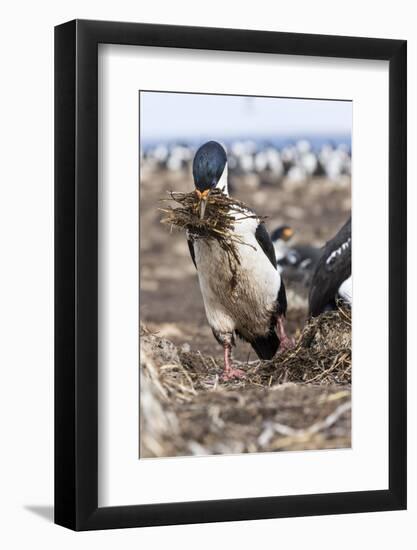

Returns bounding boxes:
[55,19,407,531]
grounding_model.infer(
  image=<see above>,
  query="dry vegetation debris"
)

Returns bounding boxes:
[140,309,351,458]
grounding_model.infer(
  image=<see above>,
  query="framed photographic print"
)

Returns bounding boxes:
[55,19,407,530]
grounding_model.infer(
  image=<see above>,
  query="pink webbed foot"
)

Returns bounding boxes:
[276,315,295,353]
[278,335,295,353]
[221,365,246,381]
[220,339,245,381]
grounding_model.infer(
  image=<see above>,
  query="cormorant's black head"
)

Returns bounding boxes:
[193,141,227,192]
[270,225,294,243]
[192,141,227,219]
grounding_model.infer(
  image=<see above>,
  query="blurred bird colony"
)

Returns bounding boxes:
[140,92,352,184]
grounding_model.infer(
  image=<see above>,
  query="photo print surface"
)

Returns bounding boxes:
[139,91,352,458]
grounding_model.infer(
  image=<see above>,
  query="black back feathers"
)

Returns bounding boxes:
[250,330,280,360]
[255,222,277,270]
[309,217,352,316]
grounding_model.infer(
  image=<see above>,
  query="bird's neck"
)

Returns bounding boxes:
[216,162,229,196]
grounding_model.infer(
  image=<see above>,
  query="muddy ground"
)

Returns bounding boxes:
[140,164,351,457]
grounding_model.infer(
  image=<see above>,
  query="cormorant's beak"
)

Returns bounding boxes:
[195,189,211,219]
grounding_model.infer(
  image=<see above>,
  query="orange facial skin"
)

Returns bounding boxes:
[195,188,211,219]
[282,227,294,241]
[195,189,211,200]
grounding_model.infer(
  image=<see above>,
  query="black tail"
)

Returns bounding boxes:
[250,331,279,360]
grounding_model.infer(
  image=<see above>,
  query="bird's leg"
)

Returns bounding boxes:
[276,315,295,353]
[221,339,245,381]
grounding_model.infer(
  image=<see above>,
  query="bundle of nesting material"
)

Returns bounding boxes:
[159,189,263,267]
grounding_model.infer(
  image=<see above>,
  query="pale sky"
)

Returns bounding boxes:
[140,91,352,144]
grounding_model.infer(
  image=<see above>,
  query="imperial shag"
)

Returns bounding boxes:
[271,225,321,274]
[308,217,352,316]
[187,141,292,381]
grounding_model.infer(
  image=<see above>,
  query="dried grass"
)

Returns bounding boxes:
[160,190,265,285]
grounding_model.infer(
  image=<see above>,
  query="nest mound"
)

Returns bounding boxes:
[140,309,351,457]
[246,307,352,386]
[177,308,351,389]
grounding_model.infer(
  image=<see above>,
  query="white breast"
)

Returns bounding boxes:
[338,275,352,304]
[193,215,281,339]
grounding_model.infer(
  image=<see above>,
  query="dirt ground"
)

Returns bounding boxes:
[139,164,351,457]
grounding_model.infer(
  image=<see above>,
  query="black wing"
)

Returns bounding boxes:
[255,222,277,269]
[246,278,287,360]
[187,238,197,269]
[277,279,287,317]
[308,218,352,316]
[250,331,279,360]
